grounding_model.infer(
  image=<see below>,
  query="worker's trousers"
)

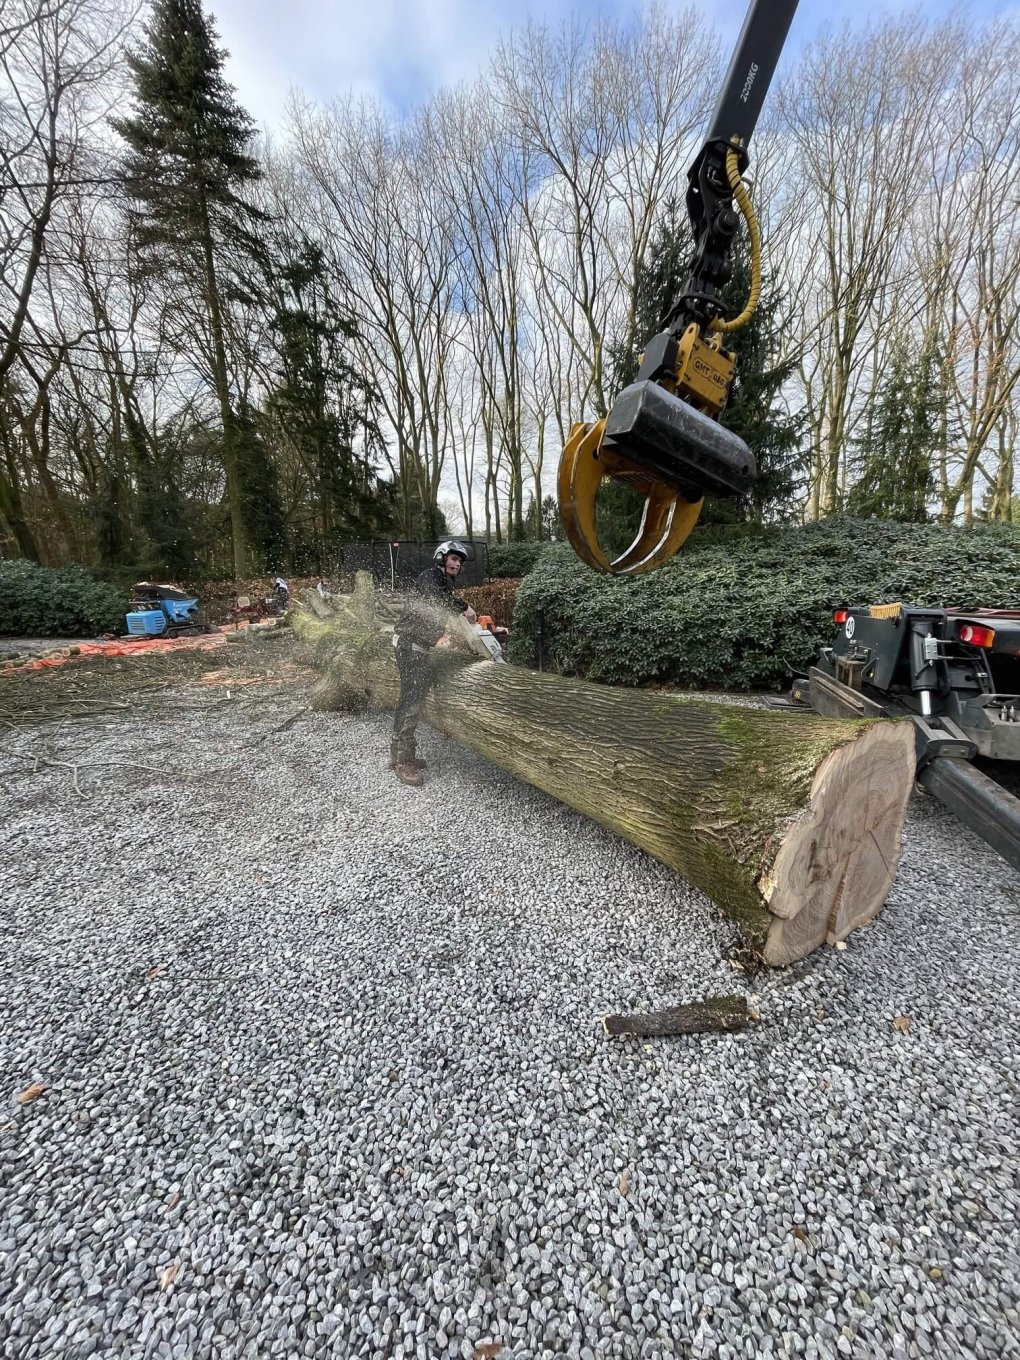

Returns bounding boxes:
[392,643,431,764]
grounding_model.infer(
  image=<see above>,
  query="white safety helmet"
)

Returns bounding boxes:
[433,539,472,566]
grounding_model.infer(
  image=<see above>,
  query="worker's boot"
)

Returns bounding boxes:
[388,742,426,772]
[393,762,424,787]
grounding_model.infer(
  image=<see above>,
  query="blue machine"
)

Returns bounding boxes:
[125,582,204,637]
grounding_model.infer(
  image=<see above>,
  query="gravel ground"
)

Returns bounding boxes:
[1,673,1018,1360]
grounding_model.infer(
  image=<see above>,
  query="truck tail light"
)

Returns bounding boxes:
[833,609,849,624]
[957,622,995,648]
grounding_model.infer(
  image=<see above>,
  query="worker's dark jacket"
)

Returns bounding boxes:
[394,566,469,650]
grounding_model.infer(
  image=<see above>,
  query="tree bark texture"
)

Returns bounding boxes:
[294,590,915,964]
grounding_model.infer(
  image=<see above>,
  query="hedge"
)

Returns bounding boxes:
[486,541,553,578]
[506,519,1020,691]
[458,580,522,630]
[0,561,127,637]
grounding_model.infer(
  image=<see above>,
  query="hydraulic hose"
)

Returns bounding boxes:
[709,144,762,335]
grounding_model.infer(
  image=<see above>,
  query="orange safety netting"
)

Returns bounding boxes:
[0,632,228,676]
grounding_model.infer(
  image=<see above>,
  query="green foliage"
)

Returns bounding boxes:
[488,541,552,578]
[132,415,206,578]
[590,479,647,560]
[94,461,137,569]
[716,240,807,520]
[113,0,263,264]
[0,561,127,637]
[523,494,561,541]
[387,495,448,541]
[507,520,1020,690]
[113,0,268,578]
[602,196,685,555]
[265,239,393,566]
[234,404,287,571]
[609,196,688,394]
[846,334,941,521]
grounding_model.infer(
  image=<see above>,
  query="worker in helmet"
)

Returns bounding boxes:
[390,540,477,786]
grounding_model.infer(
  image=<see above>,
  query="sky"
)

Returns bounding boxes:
[206,0,1017,133]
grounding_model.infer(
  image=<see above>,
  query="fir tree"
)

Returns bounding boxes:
[715,242,806,521]
[132,414,203,578]
[234,403,287,570]
[94,436,137,570]
[609,196,690,393]
[113,0,264,578]
[524,493,561,541]
[847,335,939,522]
[266,238,394,566]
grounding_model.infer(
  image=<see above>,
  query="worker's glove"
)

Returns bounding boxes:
[464,605,477,624]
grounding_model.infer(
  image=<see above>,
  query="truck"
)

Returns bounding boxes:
[793,604,1020,871]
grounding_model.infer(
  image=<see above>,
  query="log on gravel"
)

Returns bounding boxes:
[294,582,916,965]
[604,995,754,1037]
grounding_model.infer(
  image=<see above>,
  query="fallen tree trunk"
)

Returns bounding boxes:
[294,580,915,964]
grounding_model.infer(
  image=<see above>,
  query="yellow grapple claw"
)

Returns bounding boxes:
[557,418,704,576]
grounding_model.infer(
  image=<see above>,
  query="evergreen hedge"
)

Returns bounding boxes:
[487,541,552,578]
[0,561,127,637]
[507,519,1020,690]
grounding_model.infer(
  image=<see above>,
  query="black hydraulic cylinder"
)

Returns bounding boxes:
[707,0,801,147]
[909,620,939,692]
[918,757,1020,873]
[604,381,757,499]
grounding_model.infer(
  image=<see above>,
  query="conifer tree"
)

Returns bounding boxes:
[605,197,804,546]
[133,414,203,578]
[715,242,805,521]
[266,239,392,566]
[113,0,264,578]
[847,335,939,522]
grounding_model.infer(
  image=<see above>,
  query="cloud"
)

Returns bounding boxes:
[210,0,1019,134]
[209,0,635,127]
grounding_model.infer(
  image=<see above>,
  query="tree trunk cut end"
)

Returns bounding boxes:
[760,720,916,965]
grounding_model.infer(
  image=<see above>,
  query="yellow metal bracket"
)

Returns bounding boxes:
[671,323,735,417]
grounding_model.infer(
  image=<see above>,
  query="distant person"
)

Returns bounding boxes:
[270,576,288,612]
[390,541,476,786]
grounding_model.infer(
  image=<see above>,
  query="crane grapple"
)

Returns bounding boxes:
[556,0,799,575]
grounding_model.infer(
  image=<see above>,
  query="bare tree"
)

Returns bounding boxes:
[0,0,131,554]
[430,86,532,537]
[492,8,717,433]
[912,18,1020,522]
[291,95,465,535]
[772,16,965,517]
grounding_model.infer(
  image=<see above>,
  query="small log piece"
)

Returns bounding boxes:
[603,994,755,1038]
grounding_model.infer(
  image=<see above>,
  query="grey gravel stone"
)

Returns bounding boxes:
[1,689,1018,1360]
